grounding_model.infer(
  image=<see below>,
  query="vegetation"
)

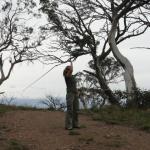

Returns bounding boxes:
[0,104,41,115]
[90,105,150,133]
[40,95,66,111]
[0,104,18,114]
[76,57,123,109]
[0,1,150,149]
[0,0,149,108]
[39,0,150,106]
[6,139,28,150]
[0,0,44,88]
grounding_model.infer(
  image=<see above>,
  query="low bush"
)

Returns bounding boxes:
[91,106,150,132]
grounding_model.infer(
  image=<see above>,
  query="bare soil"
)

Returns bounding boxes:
[0,110,150,150]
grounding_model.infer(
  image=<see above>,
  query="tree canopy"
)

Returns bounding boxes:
[0,0,44,86]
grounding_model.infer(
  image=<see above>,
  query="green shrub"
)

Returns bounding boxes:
[136,88,150,109]
[91,106,150,132]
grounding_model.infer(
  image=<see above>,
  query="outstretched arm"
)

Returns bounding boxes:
[70,60,73,71]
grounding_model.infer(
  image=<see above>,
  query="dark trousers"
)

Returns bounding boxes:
[65,92,79,129]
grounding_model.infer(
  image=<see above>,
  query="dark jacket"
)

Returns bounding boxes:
[64,75,77,93]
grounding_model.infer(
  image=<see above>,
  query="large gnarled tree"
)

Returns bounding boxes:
[39,0,122,105]
[39,0,150,106]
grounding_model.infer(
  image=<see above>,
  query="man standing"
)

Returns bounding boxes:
[63,61,79,130]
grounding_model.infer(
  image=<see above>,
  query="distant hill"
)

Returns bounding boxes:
[0,98,47,108]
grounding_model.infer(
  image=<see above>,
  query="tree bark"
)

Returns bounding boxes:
[108,20,137,106]
[92,54,119,105]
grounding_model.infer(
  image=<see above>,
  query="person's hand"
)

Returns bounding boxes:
[69,59,73,71]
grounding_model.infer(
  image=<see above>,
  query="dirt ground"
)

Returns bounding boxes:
[0,110,150,150]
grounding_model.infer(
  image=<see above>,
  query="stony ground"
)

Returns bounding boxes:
[0,110,150,150]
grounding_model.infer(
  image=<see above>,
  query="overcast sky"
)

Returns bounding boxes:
[1,29,150,100]
[0,0,150,100]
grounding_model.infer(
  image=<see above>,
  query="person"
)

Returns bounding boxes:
[63,61,79,130]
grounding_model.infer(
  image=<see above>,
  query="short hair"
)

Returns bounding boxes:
[63,66,73,76]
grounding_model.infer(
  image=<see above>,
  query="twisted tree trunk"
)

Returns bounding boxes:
[108,20,137,107]
[92,54,119,105]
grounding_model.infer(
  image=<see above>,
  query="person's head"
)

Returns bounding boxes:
[63,65,73,77]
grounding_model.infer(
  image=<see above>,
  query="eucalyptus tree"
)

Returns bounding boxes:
[0,0,43,87]
[39,0,150,106]
[104,0,150,106]
[75,0,150,106]
[76,57,123,108]
[39,0,120,105]
[85,0,150,105]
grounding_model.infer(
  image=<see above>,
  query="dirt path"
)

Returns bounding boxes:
[0,110,150,150]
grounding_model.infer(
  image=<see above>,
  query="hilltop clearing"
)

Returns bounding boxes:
[0,108,150,150]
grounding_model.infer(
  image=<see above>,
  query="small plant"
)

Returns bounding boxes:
[7,139,29,150]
